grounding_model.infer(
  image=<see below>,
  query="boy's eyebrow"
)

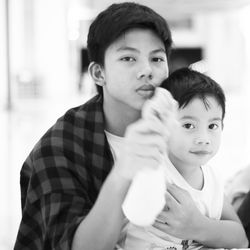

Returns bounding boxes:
[116,46,166,54]
[152,48,166,54]
[117,46,138,52]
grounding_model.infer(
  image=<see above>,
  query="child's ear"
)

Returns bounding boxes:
[88,62,105,87]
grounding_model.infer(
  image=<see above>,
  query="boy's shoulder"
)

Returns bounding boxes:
[62,94,103,121]
[55,94,104,131]
[32,94,105,154]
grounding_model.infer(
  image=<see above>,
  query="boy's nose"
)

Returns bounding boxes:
[136,62,153,80]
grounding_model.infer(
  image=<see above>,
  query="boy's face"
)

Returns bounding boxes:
[168,96,223,172]
[102,28,169,113]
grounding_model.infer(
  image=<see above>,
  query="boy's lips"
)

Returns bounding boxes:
[136,85,155,98]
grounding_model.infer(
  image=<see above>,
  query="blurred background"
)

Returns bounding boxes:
[1,0,250,249]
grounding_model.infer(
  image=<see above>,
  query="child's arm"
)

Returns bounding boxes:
[196,196,248,248]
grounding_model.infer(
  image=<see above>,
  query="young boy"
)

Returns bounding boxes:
[14,2,173,250]
[120,68,248,249]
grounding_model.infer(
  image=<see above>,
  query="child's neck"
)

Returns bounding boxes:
[176,165,204,190]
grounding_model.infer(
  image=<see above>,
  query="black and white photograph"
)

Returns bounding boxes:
[1,0,250,249]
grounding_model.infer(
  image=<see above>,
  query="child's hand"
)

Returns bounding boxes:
[154,184,205,240]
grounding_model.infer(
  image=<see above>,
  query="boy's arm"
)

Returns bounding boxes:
[72,89,178,250]
[72,118,168,250]
[196,195,248,248]
[72,168,130,250]
[155,185,248,248]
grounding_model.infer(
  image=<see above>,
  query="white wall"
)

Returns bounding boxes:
[0,0,8,110]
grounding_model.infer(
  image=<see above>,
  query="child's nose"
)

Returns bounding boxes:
[194,134,211,145]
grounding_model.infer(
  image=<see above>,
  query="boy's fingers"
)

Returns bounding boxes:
[126,118,166,136]
[167,184,190,204]
[164,189,180,210]
[142,87,177,121]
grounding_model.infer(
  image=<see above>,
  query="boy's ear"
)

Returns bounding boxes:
[88,62,105,86]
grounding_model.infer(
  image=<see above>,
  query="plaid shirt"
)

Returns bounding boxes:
[14,94,114,250]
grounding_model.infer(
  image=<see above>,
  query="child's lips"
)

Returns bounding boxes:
[190,150,212,156]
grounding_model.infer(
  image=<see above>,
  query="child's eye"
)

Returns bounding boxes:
[183,123,195,129]
[208,124,219,130]
[121,57,136,62]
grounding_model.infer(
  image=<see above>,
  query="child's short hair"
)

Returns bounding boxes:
[87,2,172,93]
[162,67,226,119]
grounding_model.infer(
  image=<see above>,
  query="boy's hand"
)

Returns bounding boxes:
[154,184,205,240]
[142,87,179,142]
[114,87,178,180]
[115,117,167,180]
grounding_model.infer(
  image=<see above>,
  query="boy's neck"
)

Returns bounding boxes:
[103,99,141,137]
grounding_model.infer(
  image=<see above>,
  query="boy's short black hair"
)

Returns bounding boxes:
[161,67,226,120]
[87,2,172,94]
[88,2,172,65]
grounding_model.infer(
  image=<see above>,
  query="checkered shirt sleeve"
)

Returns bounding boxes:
[14,95,114,250]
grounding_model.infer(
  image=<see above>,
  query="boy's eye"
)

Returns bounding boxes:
[152,57,165,62]
[183,123,195,129]
[208,124,219,130]
[121,57,135,62]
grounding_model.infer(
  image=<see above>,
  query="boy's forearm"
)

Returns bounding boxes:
[72,169,131,250]
[195,216,248,248]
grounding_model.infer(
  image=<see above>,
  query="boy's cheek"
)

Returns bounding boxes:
[155,67,169,82]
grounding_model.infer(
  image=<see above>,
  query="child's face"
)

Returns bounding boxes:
[167,96,223,171]
[102,28,169,113]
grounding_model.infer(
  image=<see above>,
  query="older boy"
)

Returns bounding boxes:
[14,2,173,250]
